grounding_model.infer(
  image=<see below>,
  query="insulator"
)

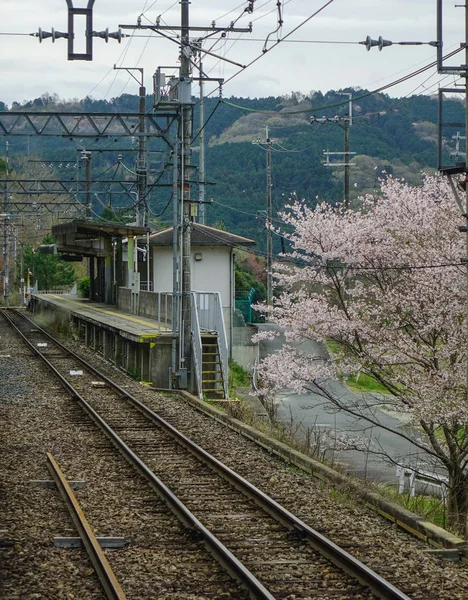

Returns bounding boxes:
[108,29,123,43]
[378,36,392,51]
[92,28,122,43]
[37,28,53,43]
[363,36,379,51]
[51,28,69,42]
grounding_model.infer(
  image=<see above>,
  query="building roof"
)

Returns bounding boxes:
[53,219,150,238]
[149,223,255,247]
[52,219,150,258]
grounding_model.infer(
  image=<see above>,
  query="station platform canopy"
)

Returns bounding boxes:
[52,219,151,258]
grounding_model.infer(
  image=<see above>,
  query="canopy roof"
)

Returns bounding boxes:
[150,223,255,247]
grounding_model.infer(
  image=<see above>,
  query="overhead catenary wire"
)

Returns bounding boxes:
[221,46,465,116]
[191,224,466,272]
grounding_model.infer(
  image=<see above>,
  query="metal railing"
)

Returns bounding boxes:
[36,288,71,295]
[191,291,228,398]
[117,288,173,333]
[154,292,173,331]
[191,293,203,399]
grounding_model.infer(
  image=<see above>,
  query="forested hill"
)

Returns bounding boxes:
[1,89,463,249]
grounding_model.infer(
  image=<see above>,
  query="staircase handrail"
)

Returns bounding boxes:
[190,293,203,398]
[192,291,228,398]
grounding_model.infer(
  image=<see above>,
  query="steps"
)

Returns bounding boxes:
[201,333,226,400]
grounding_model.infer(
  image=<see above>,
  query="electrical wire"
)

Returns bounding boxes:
[189,224,466,272]
[212,198,285,223]
[191,100,222,146]
[151,192,173,218]
[223,0,336,88]
[221,46,465,116]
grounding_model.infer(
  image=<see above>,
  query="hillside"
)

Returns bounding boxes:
[1,89,464,250]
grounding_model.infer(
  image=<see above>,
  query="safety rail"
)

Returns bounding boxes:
[191,293,204,398]
[36,289,70,295]
[191,291,228,398]
[155,291,173,330]
[117,288,173,332]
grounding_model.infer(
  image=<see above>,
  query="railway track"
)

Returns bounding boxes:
[2,308,412,600]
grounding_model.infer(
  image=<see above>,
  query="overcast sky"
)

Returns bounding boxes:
[0,0,464,106]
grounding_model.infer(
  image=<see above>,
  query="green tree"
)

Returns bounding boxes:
[22,234,76,290]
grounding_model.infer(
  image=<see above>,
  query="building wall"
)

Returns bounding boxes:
[153,245,232,309]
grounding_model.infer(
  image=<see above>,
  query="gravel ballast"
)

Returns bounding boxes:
[2,312,468,599]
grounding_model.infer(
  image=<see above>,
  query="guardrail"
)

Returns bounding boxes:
[396,466,448,500]
[191,293,203,398]
[192,291,228,398]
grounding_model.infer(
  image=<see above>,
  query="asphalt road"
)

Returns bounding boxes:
[257,324,436,485]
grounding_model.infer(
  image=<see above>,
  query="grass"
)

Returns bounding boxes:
[324,340,390,395]
[228,359,251,390]
[376,484,448,530]
[345,373,390,395]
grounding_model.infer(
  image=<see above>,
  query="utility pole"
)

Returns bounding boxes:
[197,42,206,225]
[340,92,353,210]
[3,141,10,307]
[113,66,148,227]
[344,118,350,209]
[81,150,92,219]
[312,112,355,209]
[137,79,147,227]
[464,1,468,404]
[180,0,193,386]
[119,4,252,390]
[266,127,273,313]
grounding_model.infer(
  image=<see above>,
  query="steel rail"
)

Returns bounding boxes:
[46,453,128,600]
[1,309,275,600]
[6,309,412,600]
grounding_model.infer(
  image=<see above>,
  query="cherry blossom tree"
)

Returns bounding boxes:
[257,175,468,533]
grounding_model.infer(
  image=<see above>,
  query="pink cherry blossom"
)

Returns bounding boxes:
[256,175,468,533]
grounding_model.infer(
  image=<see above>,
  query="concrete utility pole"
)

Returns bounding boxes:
[265,127,273,313]
[431,1,468,399]
[81,150,92,219]
[311,113,355,210]
[3,141,10,307]
[113,66,147,226]
[197,44,206,225]
[137,81,147,227]
[464,2,468,401]
[180,0,193,386]
[344,118,350,209]
[339,92,353,210]
[119,4,252,390]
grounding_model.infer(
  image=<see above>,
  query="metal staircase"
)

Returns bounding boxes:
[191,292,228,400]
[201,333,226,399]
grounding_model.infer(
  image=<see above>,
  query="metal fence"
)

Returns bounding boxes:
[191,291,228,398]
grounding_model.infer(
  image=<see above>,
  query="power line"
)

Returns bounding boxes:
[187,220,465,273]
[221,46,465,117]
[222,0,336,89]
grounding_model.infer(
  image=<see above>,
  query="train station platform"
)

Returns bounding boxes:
[29,293,172,385]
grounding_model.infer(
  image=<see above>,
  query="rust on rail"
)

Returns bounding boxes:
[46,452,127,600]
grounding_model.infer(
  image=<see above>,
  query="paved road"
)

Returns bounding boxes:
[257,324,434,485]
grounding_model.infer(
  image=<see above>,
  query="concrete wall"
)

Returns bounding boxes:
[232,325,259,373]
[150,335,173,388]
[117,287,131,312]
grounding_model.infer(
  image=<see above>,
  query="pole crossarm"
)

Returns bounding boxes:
[0,179,138,196]
[0,112,176,139]
[119,24,252,34]
[6,201,84,214]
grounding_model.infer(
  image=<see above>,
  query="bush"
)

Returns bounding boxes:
[78,276,90,298]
